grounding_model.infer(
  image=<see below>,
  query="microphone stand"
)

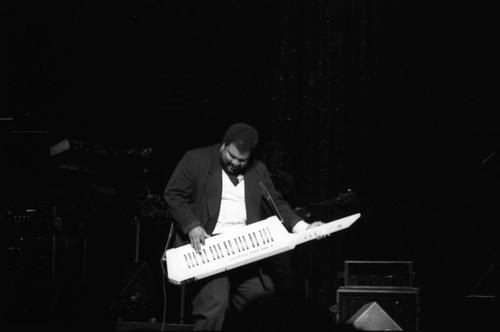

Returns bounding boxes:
[258,180,284,222]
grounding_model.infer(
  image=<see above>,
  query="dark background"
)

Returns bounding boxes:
[3,1,497,331]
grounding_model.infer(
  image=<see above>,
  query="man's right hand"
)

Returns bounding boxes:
[188,226,211,253]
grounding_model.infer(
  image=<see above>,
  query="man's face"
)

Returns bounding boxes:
[220,142,251,175]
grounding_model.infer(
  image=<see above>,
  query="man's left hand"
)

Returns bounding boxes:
[306,221,328,240]
[306,221,324,229]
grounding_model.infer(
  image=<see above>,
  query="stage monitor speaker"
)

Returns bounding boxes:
[337,286,420,331]
[347,301,402,331]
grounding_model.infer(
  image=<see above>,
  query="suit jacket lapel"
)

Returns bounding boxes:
[206,146,222,224]
[244,167,262,223]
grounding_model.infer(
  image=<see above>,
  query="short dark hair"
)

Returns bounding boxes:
[222,123,259,153]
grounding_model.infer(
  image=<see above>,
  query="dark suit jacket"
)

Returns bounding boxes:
[163,144,302,248]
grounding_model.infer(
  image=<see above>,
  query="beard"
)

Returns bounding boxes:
[220,155,245,175]
[221,160,242,175]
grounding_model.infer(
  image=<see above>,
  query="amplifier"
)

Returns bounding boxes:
[343,260,414,288]
[337,286,420,331]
